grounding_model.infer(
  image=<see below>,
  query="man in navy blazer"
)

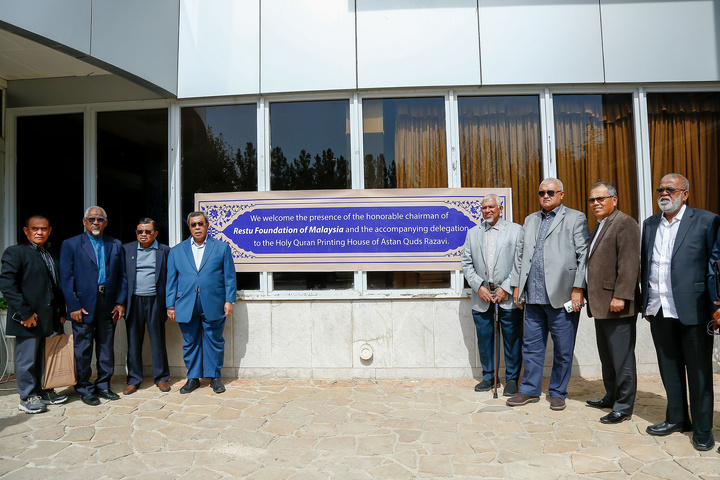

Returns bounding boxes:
[122,218,171,395]
[59,206,127,406]
[641,173,720,451]
[167,211,236,394]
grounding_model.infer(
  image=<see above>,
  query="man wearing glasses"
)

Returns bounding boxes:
[121,218,171,395]
[584,182,640,425]
[166,211,236,394]
[59,206,127,406]
[507,178,590,411]
[640,173,719,451]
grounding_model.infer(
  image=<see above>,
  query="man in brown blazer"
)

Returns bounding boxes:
[584,182,641,424]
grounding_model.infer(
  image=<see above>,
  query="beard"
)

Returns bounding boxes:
[657,195,683,213]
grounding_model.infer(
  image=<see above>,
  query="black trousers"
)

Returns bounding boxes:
[649,309,714,432]
[125,295,169,385]
[15,336,47,400]
[594,316,637,415]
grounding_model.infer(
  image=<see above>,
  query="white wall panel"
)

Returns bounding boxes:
[91,0,179,95]
[178,0,260,98]
[479,0,604,85]
[602,0,720,83]
[357,0,481,89]
[261,0,356,93]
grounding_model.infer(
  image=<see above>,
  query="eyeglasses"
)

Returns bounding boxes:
[656,187,686,195]
[190,221,205,228]
[538,190,562,197]
[587,196,613,204]
[85,217,106,224]
[136,229,154,235]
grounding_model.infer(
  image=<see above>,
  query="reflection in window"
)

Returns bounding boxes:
[270,100,350,190]
[269,100,352,290]
[647,93,720,213]
[97,109,168,244]
[363,97,447,189]
[363,97,449,289]
[554,94,638,226]
[459,96,542,223]
[181,104,259,290]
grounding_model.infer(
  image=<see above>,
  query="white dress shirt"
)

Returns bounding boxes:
[191,238,206,270]
[646,204,686,318]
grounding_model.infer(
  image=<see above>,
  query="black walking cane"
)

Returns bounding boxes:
[493,301,499,399]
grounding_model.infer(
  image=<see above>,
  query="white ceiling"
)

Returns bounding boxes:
[0,28,108,81]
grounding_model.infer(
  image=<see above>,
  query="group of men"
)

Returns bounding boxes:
[462,174,720,453]
[0,208,236,414]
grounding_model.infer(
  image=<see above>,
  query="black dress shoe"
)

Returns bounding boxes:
[600,411,630,424]
[80,394,101,406]
[97,389,120,401]
[211,378,226,394]
[692,431,715,451]
[474,379,495,392]
[646,420,692,436]
[503,380,518,397]
[586,398,613,409]
[180,378,200,394]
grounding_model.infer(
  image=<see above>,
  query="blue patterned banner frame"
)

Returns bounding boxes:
[196,188,512,272]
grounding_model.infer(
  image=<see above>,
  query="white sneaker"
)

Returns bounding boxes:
[18,396,48,414]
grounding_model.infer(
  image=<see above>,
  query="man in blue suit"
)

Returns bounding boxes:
[60,206,127,406]
[167,211,236,394]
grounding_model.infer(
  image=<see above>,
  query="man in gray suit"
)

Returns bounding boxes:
[462,194,523,396]
[584,182,640,424]
[507,178,590,411]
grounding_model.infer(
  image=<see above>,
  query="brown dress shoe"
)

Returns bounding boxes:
[122,385,138,395]
[506,392,540,406]
[550,397,566,411]
[157,381,171,392]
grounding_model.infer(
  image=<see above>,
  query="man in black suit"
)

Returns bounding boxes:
[122,218,171,394]
[0,215,67,413]
[641,173,720,451]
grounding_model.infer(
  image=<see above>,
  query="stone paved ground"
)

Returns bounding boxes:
[1,375,719,479]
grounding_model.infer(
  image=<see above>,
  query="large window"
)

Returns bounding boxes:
[270,100,353,290]
[458,95,542,223]
[16,114,84,244]
[181,104,259,290]
[647,92,720,214]
[98,109,168,244]
[364,97,450,289]
[554,94,638,227]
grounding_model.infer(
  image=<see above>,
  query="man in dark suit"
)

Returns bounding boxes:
[0,215,67,413]
[167,211,236,394]
[59,206,127,406]
[121,218,171,395]
[584,182,640,425]
[507,178,590,411]
[641,173,719,451]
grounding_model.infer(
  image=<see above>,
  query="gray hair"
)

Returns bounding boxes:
[540,177,564,191]
[481,194,502,207]
[84,206,107,218]
[661,173,690,190]
[186,211,209,224]
[590,181,618,197]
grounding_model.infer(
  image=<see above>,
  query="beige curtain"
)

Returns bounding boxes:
[394,102,447,188]
[648,93,720,213]
[459,96,542,222]
[554,95,638,229]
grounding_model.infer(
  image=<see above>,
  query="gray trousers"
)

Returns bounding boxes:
[15,336,47,400]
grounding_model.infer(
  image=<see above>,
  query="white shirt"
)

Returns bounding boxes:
[646,204,686,318]
[191,238,206,270]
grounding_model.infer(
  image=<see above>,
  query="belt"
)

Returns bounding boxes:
[98,285,106,294]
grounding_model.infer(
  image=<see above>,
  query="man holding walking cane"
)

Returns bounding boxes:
[462,194,524,396]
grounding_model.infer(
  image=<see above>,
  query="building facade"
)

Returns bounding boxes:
[1,0,719,378]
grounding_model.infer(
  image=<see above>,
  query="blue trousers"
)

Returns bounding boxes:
[519,304,579,398]
[72,294,116,396]
[472,306,523,382]
[178,296,226,379]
